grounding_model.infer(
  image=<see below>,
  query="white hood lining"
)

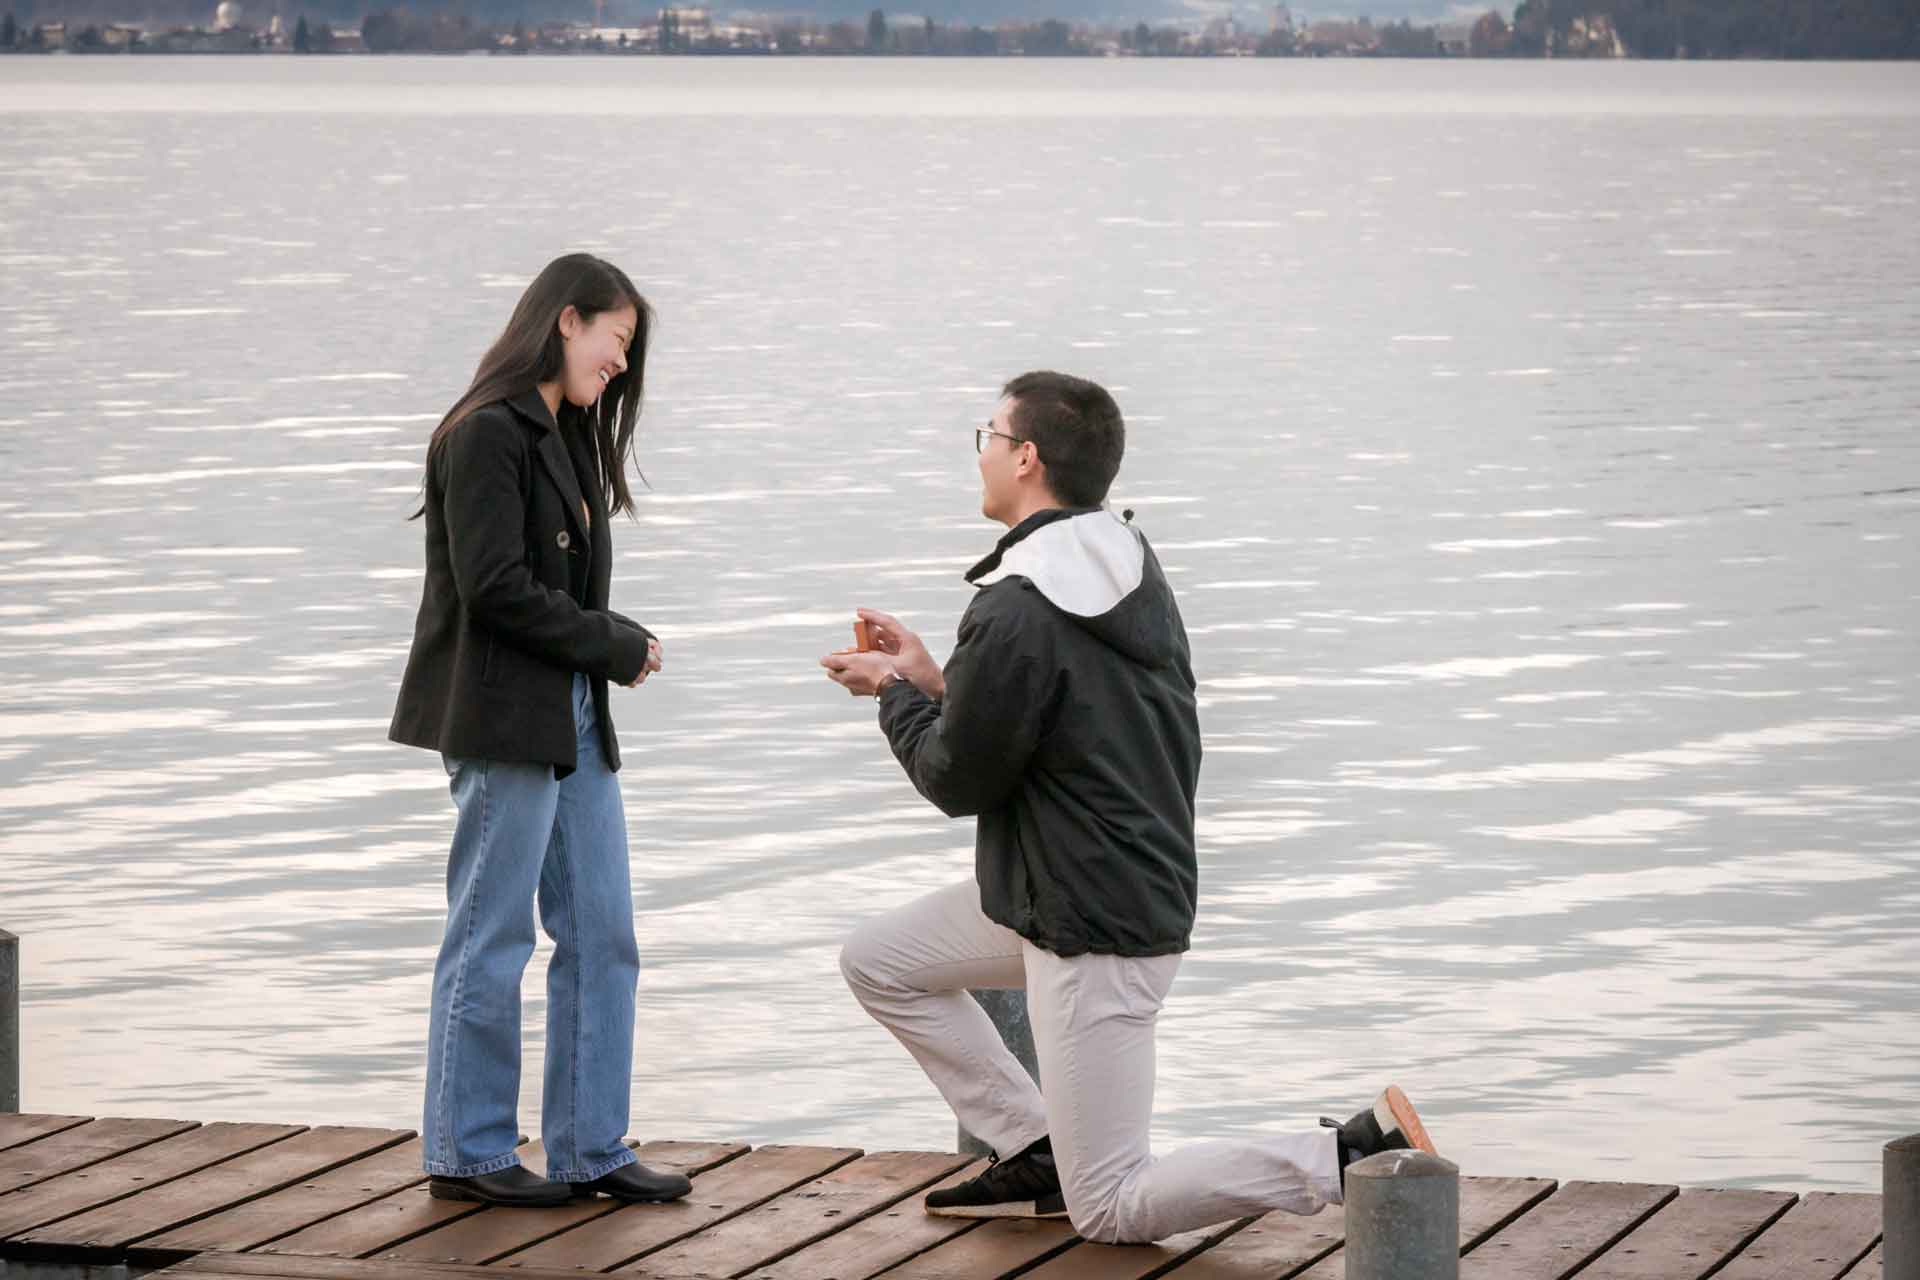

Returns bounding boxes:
[973,509,1145,617]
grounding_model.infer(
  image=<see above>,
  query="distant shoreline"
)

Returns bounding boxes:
[7,1,1917,60]
[8,41,1919,59]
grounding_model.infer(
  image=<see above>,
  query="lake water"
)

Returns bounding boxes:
[1,57,1917,1194]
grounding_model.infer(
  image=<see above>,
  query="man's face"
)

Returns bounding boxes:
[977,398,1025,524]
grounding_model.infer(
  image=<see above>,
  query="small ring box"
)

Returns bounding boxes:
[834,619,875,655]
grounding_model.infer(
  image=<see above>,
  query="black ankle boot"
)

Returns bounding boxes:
[570,1162,693,1203]
[429,1164,572,1207]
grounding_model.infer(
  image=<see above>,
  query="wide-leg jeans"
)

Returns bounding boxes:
[840,879,1343,1243]
[422,672,642,1182]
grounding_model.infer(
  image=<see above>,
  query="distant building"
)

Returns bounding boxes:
[1559,13,1624,56]
[1303,17,1377,53]
[590,24,652,45]
[659,5,711,40]
[713,20,770,48]
[144,21,254,49]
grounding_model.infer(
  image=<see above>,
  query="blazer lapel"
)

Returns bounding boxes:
[536,431,590,542]
[508,390,589,542]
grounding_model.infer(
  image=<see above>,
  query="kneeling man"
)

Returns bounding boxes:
[821,371,1437,1245]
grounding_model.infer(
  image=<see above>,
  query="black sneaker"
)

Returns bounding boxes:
[1320,1085,1438,1170]
[925,1137,1067,1220]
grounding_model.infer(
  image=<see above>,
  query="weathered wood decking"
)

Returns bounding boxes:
[0,1112,1887,1279]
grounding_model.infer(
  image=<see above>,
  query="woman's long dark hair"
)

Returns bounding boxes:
[419,253,653,518]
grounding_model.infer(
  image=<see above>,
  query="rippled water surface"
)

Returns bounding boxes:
[1,59,1917,1192]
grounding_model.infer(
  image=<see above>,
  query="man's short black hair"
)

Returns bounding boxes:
[1001,370,1125,509]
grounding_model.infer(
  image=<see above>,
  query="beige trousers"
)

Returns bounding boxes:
[840,879,1342,1244]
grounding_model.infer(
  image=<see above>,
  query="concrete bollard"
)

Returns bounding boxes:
[1345,1149,1459,1280]
[1,928,17,1113]
[1888,1134,1920,1280]
[957,988,1039,1156]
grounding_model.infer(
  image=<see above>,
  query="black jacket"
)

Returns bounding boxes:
[389,391,653,777]
[879,508,1202,957]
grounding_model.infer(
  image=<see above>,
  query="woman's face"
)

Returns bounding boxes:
[558,303,639,408]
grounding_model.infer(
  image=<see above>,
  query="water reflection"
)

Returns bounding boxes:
[0,62,1915,1194]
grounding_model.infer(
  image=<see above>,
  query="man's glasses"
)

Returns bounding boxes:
[975,426,1028,454]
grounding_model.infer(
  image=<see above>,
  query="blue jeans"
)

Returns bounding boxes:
[423,672,642,1182]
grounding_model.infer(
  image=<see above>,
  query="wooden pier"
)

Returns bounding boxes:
[0,1112,1888,1279]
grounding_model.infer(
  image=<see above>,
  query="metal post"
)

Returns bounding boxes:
[1,928,18,1113]
[957,989,1039,1156]
[1345,1149,1460,1280]
[1888,1134,1920,1280]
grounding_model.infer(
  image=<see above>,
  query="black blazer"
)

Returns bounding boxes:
[389,391,653,777]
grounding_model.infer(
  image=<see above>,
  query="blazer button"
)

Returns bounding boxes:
[556,531,571,550]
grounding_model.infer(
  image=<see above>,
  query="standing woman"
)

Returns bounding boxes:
[390,254,691,1209]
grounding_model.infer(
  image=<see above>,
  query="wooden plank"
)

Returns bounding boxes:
[623,1149,975,1279]
[151,1252,626,1280]
[1455,1178,1563,1253]
[1844,1243,1883,1280]
[874,1216,1080,1280]
[1166,1174,1555,1280]
[378,1140,750,1266]
[1578,1188,1796,1280]
[138,1135,431,1256]
[500,1144,862,1272]
[0,1113,92,1152]
[0,1121,303,1240]
[255,1182,486,1260]
[1713,1193,1883,1280]
[0,1116,198,1194]
[741,1159,991,1280]
[1459,1181,1677,1280]
[1300,1174,1559,1279]
[13,1125,411,1253]
[1146,1205,1345,1280]
[256,1141,556,1261]
[1015,1215,1253,1280]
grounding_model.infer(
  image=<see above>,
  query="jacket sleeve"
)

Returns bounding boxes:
[605,609,658,647]
[437,412,650,685]
[878,591,1049,818]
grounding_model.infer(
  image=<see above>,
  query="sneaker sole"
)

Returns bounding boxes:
[1378,1085,1438,1156]
[926,1199,1069,1221]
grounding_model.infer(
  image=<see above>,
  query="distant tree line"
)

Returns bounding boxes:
[1474,0,1918,56]
[2,0,1914,56]
[358,8,480,49]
